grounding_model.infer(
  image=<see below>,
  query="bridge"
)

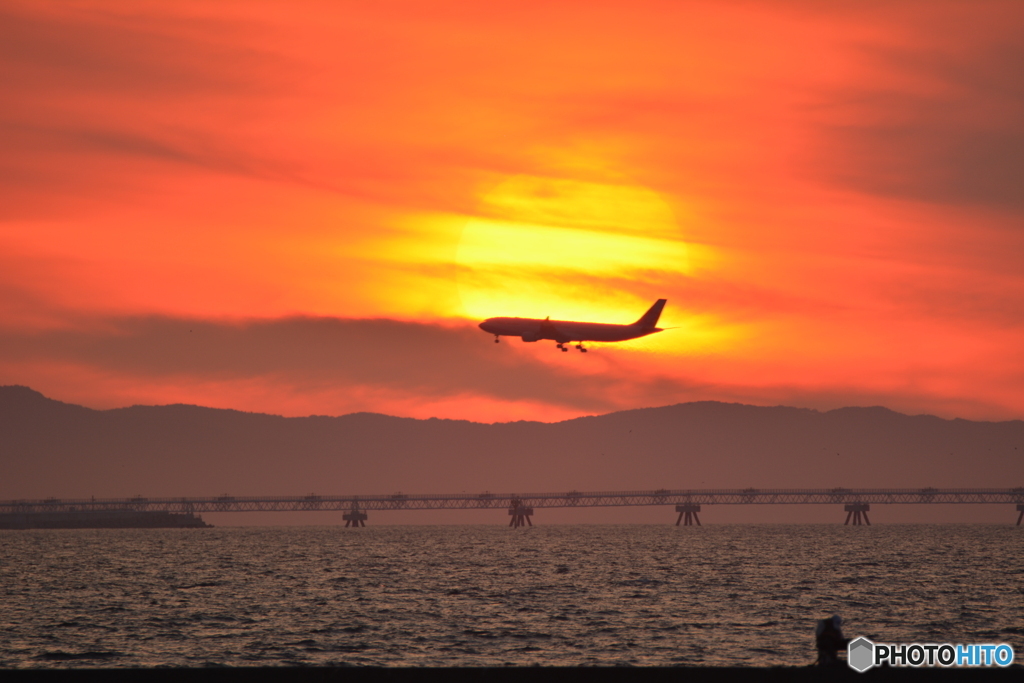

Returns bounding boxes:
[3,487,1023,526]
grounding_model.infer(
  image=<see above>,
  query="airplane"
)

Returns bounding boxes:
[478,299,667,352]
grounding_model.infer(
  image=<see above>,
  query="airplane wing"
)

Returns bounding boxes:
[539,317,571,344]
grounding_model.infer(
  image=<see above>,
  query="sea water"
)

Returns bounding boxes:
[1,525,1021,668]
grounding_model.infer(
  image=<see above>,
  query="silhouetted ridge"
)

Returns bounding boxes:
[1,385,82,408]
[0,385,96,419]
[1,387,1020,501]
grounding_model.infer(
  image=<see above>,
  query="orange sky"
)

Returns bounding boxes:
[2,0,1023,422]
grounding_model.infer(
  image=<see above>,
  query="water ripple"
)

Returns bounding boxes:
[0,524,1021,668]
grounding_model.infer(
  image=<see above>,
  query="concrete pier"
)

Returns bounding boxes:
[508,499,533,528]
[675,504,701,526]
[343,507,367,527]
[844,503,870,526]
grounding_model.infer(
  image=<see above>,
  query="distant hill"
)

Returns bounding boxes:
[2,385,1021,524]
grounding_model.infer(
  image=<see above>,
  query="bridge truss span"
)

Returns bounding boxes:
[3,487,1022,516]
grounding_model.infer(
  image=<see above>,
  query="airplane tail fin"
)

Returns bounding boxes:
[634,299,667,329]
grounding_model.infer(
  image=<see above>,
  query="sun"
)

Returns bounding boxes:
[455,174,689,323]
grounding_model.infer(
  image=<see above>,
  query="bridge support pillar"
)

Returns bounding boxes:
[343,509,367,527]
[844,503,870,526]
[675,504,701,526]
[508,500,533,528]
[1017,504,1023,526]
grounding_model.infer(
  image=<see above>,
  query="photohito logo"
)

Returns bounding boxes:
[847,636,1015,672]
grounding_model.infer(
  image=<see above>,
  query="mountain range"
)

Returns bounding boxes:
[3,385,1021,524]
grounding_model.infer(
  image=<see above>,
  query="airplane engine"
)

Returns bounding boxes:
[520,332,541,342]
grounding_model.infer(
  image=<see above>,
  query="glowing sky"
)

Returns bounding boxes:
[2,0,1023,422]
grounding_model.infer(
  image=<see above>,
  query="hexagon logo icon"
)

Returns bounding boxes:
[848,637,875,672]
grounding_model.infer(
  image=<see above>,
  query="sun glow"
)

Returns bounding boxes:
[456,175,699,323]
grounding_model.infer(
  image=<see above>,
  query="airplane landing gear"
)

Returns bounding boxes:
[557,343,568,352]
[575,343,587,353]
[494,335,500,343]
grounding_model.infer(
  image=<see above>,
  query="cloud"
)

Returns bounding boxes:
[3,0,1024,424]
[0,3,539,221]
[2,310,1022,422]
[0,3,305,219]
[0,4,281,96]
[815,26,1024,214]
[0,314,687,412]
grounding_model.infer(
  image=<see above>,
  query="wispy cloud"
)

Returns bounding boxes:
[0,314,667,412]
[2,1,1023,422]
[813,26,1024,214]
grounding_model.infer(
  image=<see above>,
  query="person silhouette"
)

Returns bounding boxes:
[815,614,850,666]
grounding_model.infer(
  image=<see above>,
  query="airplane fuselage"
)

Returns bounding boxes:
[479,299,667,351]
[479,317,658,343]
